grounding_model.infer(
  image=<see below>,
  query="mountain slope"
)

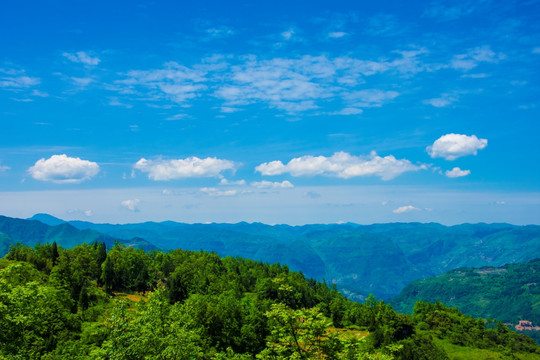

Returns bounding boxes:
[15,214,540,300]
[0,215,158,254]
[391,258,540,343]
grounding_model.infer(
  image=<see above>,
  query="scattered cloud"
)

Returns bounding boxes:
[393,205,419,214]
[256,151,426,180]
[251,180,294,189]
[445,167,471,178]
[344,89,399,107]
[328,31,347,38]
[114,62,207,104]
[0,162,10,172]
[366,13,404,36]
[533,47,540,54]
[67,208,93,217]
[427,133,488,160]
[31,89,49,97]
[423,1,477,21]
[0,75,40,88]
[423,93,458,107]
[63,51,101,66]
[28,154,100,183]
[204,26,234,39]
[108,97,133,108]
[304,191,322,199]
[281,28,295,40]
[121,199,140,212]
[134,156,236,180]
[71,77,94,87]
[200,187,238,197]
[450,46,505,71]
[219,178,246,186]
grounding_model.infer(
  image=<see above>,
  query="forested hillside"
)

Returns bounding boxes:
[391,258,540,344]
[25,214,540,299]
[0,215,157,252]
[1,241,540,359]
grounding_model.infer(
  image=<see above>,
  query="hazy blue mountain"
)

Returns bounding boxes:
[0,215,158,252]
[28,213,67,226]
[8,214,540,299]
[41,215,539,300]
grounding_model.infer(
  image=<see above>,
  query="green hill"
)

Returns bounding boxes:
[0,215,158,252]
[2,241,540,359]
[54,217,540,300]
[391,258,540,343]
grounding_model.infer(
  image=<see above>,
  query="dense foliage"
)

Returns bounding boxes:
[391,258,540,344]
[1,242,539,359]
[18,214,540,300]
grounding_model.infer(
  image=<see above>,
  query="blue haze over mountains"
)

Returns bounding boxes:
[2,213,539,300]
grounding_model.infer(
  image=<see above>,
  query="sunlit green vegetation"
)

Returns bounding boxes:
[1,242,539,359]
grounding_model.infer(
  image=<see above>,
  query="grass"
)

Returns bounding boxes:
[433,338,540,360]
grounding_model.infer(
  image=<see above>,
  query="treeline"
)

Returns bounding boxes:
[1,242,539,359]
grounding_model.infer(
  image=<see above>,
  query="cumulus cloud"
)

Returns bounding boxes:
[121,199,140,212]
[251,180,294,189]
[393,205,419,214]
[28,154,100,183]
[134,156,236,180]
[256,151,426,180]
[445,167,471,178]
[63,51,101,66]
[427,133,488,160]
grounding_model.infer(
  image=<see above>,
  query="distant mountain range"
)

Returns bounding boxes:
[0,215,157,255]
[9,213,538,300]
[390,258,540,343]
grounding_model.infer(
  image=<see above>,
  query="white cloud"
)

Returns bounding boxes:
[121,199,140,212]
[450,46,505,71]
[281,29,295,40]
[344,89,399,107]
[28,154,100,183]
[214,53,420,114]
[31,89,49,97]
[251,180,294,189]
[63,51,101,66]
[134,156,236,180]
[445,167,471,178]
[328,31,347,38]
[0,75,40,88]
[0,162,10,172]
[423,93,458,107]
[427,133,488,160]
[200,187,238,197]
[393,205,419,214]
[256,151,426,180]
[115,62,207,103]
[71,77,94,87]
[333,107,364,115]
[219,178,246,186]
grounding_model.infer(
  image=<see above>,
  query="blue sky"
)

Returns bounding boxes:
[1,0,539,224]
